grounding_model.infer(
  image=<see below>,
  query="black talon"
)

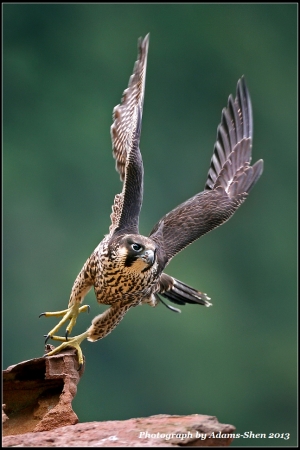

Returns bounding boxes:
[87,305,90,313]
[44,335,50,344]
[39,312,46,318]
[77,355,85,371]
[65,330,69,341]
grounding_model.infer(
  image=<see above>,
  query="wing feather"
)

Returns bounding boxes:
[150,77,263,263]
[110,34,149,181]
[109,34,149,235]
[205,77,253,191]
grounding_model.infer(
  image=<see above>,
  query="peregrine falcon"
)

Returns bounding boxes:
[40,34,263,368]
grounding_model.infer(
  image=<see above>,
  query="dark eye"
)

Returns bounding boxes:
[131,243,143,252]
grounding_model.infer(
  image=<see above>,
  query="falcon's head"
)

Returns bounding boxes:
[114,234,157,273]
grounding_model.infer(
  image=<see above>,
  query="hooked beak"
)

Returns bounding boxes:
[140,249,155,266]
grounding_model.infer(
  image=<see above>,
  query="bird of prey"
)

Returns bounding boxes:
[40,34,263,368]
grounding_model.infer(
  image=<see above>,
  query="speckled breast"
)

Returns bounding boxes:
[92,237,157,306]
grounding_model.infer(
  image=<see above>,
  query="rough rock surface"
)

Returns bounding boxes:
[2,414,235,447]
[3,352,235,447]
[3,346,84,436]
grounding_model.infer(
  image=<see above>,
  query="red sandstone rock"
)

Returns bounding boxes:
[2,414,235,447]
[3,346,84,436]
[3,352,235,447]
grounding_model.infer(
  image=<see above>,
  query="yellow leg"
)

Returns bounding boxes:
[44,303,132,369]
[45,331,89,370]
[39,303,90,341]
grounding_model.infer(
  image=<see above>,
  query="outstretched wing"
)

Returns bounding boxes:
[111,34,149,181]
[150,77,263,263]
[109,35,149,235]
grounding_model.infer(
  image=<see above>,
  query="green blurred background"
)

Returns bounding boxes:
[3,4,297,446]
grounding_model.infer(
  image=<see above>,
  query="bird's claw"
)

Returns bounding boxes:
[39,304,90,346]
[43,331,88,369]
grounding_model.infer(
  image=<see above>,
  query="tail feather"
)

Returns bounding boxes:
[158,274,212,310]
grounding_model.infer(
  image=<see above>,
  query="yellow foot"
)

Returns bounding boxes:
[39,303,90,342]
[45,331,89,370]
